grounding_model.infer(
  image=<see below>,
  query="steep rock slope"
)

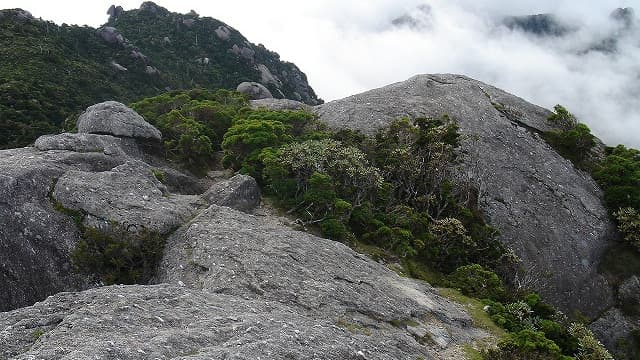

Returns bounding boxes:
[0,2,319,148]
[0,205,490,360]
[315,74,615,318]
[0,103,205,311]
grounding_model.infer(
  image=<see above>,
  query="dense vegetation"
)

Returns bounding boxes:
[0,4,318,148]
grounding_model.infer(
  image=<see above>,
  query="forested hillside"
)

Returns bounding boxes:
[0,2,320,149]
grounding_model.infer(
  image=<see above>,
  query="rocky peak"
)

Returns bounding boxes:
[315,74,615,318]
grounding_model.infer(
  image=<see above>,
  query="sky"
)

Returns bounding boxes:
[3,0,640,147]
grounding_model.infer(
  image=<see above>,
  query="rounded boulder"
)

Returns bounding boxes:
[236,82,273,100]
[77,101,162,141]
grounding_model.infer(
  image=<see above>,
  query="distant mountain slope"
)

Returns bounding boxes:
[0,2,320,149]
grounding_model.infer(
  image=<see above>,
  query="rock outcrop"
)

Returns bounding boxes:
[202,174,261,213]
[315,74,615,318]
[236,81,273,100]
[53,160,204,234]
[77,101,162,140]
[0,104,196,311]
[150,204,490,359]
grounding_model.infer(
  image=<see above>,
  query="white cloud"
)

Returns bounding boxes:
[2,0,639,146]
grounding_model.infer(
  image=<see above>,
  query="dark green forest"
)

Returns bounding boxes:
[0,4,319,149]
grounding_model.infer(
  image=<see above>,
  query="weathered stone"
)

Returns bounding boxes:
[257,63,282,86]
[620,276,640,311]
[154,204,489,359]
[96,26,125,46]
[315,74,615,318]
[0,282,486,359]
[77,101,162,141]
[202,174,260,212]
[236,82,273,100]
[0,147,131,311]
[34,133,141,158]
[110,60,127,71]
[182,18,195,27]
[53,160,204,234]
[591,308,639,359]
[144,65,159,75]
[250,98,312,112]
[214,25,231,40]
[107,5,124,20]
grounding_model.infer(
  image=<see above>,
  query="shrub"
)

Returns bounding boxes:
[568,323,613,360]
[449,264,505,300]
[593,145,640,211]
[71,227,166,285]
[483,329,565,360]
[614,207,640,251]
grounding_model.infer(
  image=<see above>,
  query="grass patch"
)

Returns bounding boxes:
[438,288,505,337]
[401,258,448,286]
[31,328,45,341]
[463,344,485,360]
[336,318,372,336]
[151,168,166,183]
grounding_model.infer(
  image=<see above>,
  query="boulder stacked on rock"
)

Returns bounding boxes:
[236,81,273,100]
[77,101,162,140]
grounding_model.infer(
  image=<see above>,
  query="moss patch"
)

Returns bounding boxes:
[438,288,505,337]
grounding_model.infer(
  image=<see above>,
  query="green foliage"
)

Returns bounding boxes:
[544,107,596,170]
[31,328,45,341]
[568,323,614,360]
[0,6,319,148]
[151,168,166,183]
[131,89,248,175]
[449,264,506,301]
[614,207,640,250]
[483,329,565,360]
[593,145,640,212]
[547,105,577,130]
[71,227,166,285]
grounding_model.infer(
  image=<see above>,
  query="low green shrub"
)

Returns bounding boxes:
[71,227,166,285]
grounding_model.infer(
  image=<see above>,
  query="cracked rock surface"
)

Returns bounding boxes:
[151,204,489,359]
[315,73,615,318]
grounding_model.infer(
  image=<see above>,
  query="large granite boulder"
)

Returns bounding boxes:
[53,160,204,234]
[0,281,486,359]
[315,74,615,318]
[250,98,312,112]
[0,145,129,311]
[236,81,273,100]
[77,101,162,141]
[0,129,200,311]
[151,204,489,358]
[202,174,261,213]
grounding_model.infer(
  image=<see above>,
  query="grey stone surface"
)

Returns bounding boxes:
[202,174,260,212]
[315,73,615,318]
[34,133,141,158]
[53,160,204,234]
[0,282,484,360]
[591,308,639,359]
[0,127,201,311]
[250,98,312,111]
[619,276,640,309]
[214,25,231,40]
[0,147,128,311]
[153,204,488,359]
[77,101,162,141]
[95,26,125,46]
[236,81,273,100]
